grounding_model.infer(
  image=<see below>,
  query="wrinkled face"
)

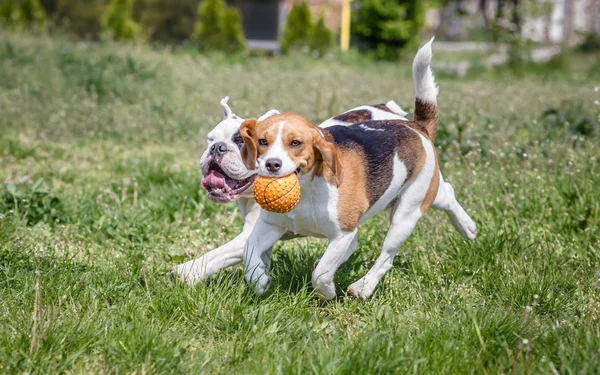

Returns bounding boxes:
[240,113,343,186]
[200,116,257,203]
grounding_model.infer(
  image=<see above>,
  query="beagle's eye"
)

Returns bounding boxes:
[290,140,302,148]
[258,139,268,147]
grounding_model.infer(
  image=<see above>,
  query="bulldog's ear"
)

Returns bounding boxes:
[257,109,280,121]
[312,130,343,187]
[240,119,258,170]
[220,96,238,120]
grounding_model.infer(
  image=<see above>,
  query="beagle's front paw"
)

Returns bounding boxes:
[312,275,337,300]
[347,279,374,300]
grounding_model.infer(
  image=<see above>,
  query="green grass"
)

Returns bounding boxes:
[1,30,600,374]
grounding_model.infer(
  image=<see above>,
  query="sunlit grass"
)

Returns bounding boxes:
[1,30,599,373]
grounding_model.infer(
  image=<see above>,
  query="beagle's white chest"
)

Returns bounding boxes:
[263,175,339,239]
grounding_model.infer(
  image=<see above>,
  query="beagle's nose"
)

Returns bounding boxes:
[210,142,228,157]
[265,158,282,173]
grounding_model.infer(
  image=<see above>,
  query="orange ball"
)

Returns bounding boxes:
[253,173,301,213]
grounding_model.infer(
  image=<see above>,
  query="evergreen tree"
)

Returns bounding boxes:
[0,0,46,29]
[310,15,333,56]
[101,0,142,40]
[221,7,245,52]
[352,0,425,60]
[0,0,19,25]
[193,0,226,49]
[281,3,313,53]
[19,0,45,29]
[193,0,246,52]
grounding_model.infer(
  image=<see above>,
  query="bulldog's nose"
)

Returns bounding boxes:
[265,158,282,173]
[210,142,228,157]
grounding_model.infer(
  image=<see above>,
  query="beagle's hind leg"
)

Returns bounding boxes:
[431,175,477,241]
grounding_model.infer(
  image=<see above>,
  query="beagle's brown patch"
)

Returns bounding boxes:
[420,151,440,214]
[333,110,373,123]
[334,150,370,232]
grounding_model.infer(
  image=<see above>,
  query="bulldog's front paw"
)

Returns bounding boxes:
[245,269,270,295]
[171,261,203,286]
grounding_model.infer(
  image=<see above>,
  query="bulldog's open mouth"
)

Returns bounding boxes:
[201,163,256,203]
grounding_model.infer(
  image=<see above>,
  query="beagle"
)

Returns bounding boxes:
[172,42,476,287]
[239,39,471,299]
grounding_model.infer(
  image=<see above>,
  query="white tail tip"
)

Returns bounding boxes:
[413,37,438,103]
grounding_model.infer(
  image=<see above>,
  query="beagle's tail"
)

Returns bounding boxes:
[412,37,438,140]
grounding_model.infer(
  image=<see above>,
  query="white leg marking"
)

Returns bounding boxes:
[347,197,422,300]
[243,217,287,295]
[312,230,358,300]
[432,176,477,241]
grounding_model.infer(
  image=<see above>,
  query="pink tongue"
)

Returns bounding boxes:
[201,170,226,190]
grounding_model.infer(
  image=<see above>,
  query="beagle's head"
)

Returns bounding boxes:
[239,113,343,187]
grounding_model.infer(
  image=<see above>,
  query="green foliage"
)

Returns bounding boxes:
[1,179,68,226]
[352,0,426,60]
[101,0,142,41]
[310,15,333,57]
[0,0,45,29]
[0,0,19,25]
[19,0,45,28]
[281,2,312,53]
[193,0,245,52]
[578,32,600,53]
[221,7,245,52]
[282,4,333,56]
[539,101,599,139]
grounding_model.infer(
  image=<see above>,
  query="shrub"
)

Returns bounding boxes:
[18,0,45,29]
[281,2,313,53]
[101,0,142,41]
[0,0,45,29]
[351,0,425,60]
[310,15,333,56]
[1,179,68,226]
[0,0,18,25]
[282,4,334,56]
[193,0,246,52]
[221,7,245,52]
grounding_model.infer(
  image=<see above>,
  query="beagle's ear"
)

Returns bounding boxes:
[240,119,258,170]
[313,131,343,187]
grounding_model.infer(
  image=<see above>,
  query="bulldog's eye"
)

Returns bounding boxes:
[231,133,243,148]
[258,139,268,146]
[290,140,302,148]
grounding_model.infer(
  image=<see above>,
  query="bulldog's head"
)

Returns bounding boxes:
[200,97,280,203]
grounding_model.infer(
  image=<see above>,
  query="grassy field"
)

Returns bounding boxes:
[1,30,600,374]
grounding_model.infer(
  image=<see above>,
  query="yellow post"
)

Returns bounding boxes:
[340,0,351,52]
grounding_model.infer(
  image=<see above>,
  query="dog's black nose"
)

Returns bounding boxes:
[265,158,282,173]
[210,142,228,157]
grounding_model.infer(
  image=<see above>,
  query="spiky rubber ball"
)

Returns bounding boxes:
[253,173,301,213]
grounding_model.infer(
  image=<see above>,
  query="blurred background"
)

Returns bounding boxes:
[1,0,599,65]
